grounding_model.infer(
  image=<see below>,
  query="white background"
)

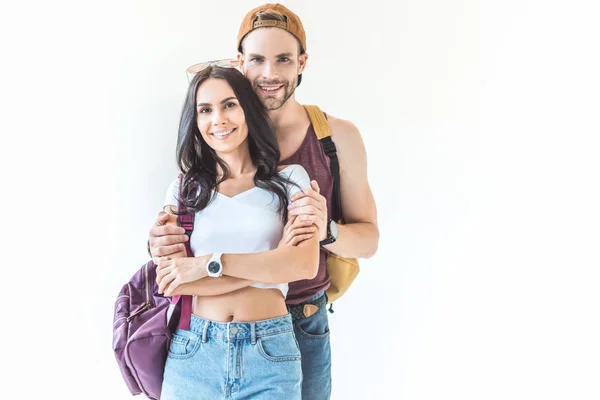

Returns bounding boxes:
[1,0,599,399]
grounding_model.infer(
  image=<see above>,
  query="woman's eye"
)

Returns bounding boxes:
[224,102,236,109]
[199,107,211,114]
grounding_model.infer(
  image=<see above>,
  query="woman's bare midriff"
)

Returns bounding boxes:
[192,286,288,322]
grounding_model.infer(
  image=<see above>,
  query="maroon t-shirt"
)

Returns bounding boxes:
[280,119,334,305]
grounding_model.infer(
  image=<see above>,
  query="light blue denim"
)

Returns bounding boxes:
[291,291,332,400]
[161,313,302,400]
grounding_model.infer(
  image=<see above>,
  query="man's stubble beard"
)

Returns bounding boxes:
[254,76,298,111]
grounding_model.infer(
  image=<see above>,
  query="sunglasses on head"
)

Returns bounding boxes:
[185,59,240,82]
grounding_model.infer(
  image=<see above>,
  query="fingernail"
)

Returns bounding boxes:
[183,235,189,241]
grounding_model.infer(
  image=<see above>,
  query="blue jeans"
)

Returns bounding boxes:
[161,313,302,399]
[291,291,332,400]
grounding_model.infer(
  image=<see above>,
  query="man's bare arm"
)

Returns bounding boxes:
[324,116,379,258]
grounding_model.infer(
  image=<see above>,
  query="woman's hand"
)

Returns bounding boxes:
[278,215,317,248]
[156,256,208,296]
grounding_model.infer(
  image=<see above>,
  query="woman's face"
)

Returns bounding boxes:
[195,77,248,155]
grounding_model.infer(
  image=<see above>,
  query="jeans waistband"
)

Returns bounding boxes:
[188,313,293,343]
[287,290,327,321]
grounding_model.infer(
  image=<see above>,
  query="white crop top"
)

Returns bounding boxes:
[163,164,311,299]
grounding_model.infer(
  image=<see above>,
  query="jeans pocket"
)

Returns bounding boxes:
[257,331,302,362]
[167,329,201,359]
[294,308,330,339]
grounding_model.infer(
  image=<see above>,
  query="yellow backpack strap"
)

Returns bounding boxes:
[303,104,343,223]
[303,105,331,139]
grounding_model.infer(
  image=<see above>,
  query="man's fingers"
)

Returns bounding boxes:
[157,211,170,224]
[154,234,189,248]
[152,243,186,257]
[288,205,323,216]
[289,196,323,210]
[290,188,315,202]
[150,224,187,237]
[310,180,320,194]
[297,214,325,223]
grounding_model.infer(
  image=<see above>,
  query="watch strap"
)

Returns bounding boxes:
[320,219,336,246]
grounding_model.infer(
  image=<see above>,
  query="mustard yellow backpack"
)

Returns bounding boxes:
[303,105,360,308]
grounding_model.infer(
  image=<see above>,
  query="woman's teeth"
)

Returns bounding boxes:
[213,128,234,138]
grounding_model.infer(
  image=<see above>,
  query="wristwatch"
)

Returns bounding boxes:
[320,219,339,246]
[206,253,223,278]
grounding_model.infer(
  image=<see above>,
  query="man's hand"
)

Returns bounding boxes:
[278,215,317,248]
[288,180,328,241]
[149,210,189,264]
[156,255,209,296]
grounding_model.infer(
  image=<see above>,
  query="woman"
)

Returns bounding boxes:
[155,64,319,399]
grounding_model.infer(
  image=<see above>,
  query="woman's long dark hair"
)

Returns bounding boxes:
[176,65,294,221]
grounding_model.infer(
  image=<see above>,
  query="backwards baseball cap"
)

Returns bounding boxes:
[237,3,306,53]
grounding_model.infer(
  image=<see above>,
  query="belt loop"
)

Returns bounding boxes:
[226,322,231,342]
[201,320,209,343]
[250,322,256,345]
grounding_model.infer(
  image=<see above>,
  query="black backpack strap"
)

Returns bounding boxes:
[303,105,343,222]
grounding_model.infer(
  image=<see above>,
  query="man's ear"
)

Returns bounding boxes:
[298,52,309,74]
[237,52,244,68]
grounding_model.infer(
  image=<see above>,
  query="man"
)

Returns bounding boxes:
[149,4,379,399]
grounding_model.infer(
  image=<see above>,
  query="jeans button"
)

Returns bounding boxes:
[230,327,239,334]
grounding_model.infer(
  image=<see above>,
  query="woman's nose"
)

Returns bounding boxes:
[212,110,227,125]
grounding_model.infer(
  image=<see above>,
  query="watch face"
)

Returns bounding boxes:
[208,261,221,274]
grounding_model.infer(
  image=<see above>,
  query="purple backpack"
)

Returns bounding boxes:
[113,176,195,399]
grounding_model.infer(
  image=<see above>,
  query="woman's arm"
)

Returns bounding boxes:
[158,216,319,295]
[158,206,256,296]
[159,164,320,291]
[219,230,320,284]
[167,275,257,297]
[214,165,321,284]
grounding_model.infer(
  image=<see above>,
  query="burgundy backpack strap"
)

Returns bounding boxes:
[176,173,195,330]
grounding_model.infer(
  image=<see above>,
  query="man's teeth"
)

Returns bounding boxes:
[261,86,281,91]
[213,129,234,137]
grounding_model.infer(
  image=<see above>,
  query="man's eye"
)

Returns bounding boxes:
[250,58,262,64]
[279,57,290,62]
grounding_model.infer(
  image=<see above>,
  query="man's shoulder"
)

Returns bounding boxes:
[326,114,362,144]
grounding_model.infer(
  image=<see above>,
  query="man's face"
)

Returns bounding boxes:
[239,28,307,111]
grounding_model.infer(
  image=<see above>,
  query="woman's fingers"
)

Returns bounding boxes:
[289,234,314,246]
[284,226,317,242]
